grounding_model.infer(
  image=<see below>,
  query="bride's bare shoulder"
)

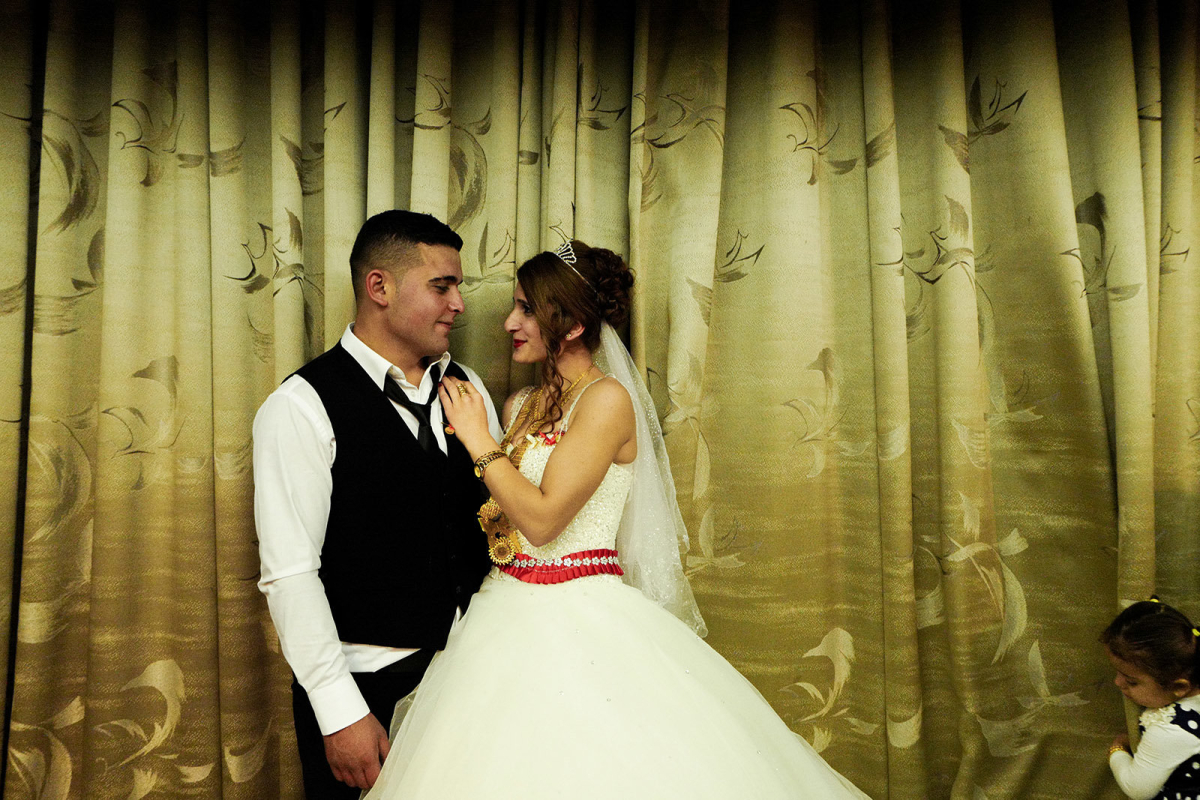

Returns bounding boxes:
[572,377,634,423]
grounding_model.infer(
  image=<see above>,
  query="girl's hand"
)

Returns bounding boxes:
[1111,733,1130,752]
[439,376,496,457]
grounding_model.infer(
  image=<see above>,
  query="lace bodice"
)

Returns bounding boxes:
[498,382,634,563]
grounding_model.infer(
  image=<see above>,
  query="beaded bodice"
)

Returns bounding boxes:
[514,439,633,561]
[493,381,634,569]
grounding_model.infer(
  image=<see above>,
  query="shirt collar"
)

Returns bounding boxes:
[340,324,451,395]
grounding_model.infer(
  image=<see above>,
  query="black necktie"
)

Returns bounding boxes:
[383,365,442,455]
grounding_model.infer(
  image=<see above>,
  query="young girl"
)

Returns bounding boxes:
[1103,599,1200,800]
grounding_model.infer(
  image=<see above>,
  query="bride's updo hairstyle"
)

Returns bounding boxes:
[517,240,634,429]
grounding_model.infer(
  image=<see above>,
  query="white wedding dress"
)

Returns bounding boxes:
[363,389,870,799]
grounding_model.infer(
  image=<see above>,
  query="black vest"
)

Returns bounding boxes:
[295,344,491,650]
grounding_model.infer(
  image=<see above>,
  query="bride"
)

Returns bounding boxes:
[363,240,870,799]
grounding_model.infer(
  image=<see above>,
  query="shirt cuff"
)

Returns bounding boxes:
[307,672,370,736]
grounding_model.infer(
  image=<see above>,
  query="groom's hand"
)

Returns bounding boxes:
[323,713,391,789]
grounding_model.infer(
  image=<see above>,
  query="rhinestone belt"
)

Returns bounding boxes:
[497,548,624,584]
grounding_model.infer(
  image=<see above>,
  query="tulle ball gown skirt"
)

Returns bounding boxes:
[363,573,870,799]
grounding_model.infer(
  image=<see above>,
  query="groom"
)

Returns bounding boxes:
[253,210,500,797]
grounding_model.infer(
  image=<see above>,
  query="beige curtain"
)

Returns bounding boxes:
[1,1,1196,797]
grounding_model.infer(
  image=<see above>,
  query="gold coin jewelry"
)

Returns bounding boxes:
[477,368,595,565]
[479,497,518,564]
[501,370,592,470]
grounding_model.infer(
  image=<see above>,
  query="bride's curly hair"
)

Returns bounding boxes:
[516,240,634,431]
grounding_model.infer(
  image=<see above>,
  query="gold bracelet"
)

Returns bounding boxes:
[1108,743,1129,757]
[473,449,507,479]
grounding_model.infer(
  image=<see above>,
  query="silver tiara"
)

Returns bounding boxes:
[553,240,590,285]
[553,240,577,264]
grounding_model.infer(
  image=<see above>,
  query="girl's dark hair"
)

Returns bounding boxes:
[1101,599,1200,688]
[516,240,634,430]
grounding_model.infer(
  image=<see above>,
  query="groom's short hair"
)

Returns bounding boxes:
[350,210,463,301]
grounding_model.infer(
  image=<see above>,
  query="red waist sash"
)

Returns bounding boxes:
[497,548,624,584]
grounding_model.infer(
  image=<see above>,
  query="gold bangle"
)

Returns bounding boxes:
[473,449,507,479]
[1108,743,1129,757]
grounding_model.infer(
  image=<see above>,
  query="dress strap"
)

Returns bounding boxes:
[562,376,608,429]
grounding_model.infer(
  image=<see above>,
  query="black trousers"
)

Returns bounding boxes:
[291,654,433,800]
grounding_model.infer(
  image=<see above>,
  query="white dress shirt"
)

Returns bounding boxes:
[254,324,502,735]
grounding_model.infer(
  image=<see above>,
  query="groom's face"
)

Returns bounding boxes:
[384,243,465,361]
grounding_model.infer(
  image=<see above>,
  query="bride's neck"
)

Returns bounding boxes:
[549,343,596,387]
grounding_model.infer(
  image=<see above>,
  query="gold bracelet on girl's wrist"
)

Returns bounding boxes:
[1108,743,1129,757]
[473,449,507,479]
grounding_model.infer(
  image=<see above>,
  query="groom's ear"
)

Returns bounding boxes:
[364,268,391,307]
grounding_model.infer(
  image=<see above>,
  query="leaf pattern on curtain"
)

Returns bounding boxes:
[1160,224,1189,274]
[783,348,868,479]
[111,62,182,188]
[99,357,183,491]
[40,110,106,231]
[8,697,84,800]
[402,70,493,231]
[91,661,215,796]
[279,134,323,197]
[633,87,725,212]
[232,216,321,361]
[780,70,860,184]
[579,75,627,131]
[936,76,1028,174]
[780,628,880,753]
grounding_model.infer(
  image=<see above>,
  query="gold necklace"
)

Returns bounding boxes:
[479,367,595,564]
[502,369,593,468]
